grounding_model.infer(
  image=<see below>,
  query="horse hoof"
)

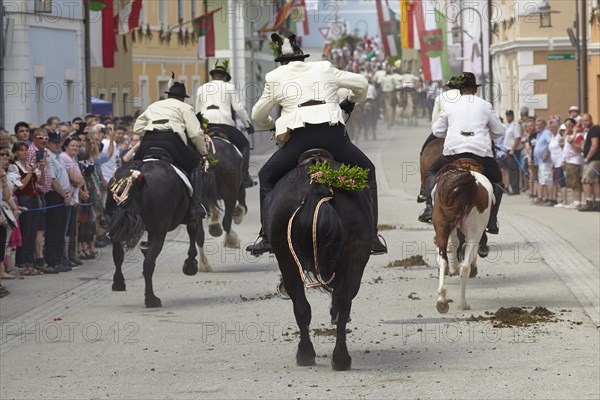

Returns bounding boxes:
[208,224,223,237]
[478,244,489,258]
[436,300,449,314]
[331,354,352,371]
[232,205,246,225]
[277,281,290,300]
[145,297,162,308]
[469,266,478,278]
[112,282,126,291]
[182,258,198,276]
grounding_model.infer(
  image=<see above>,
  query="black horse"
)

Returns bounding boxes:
[196,130,248,271]
[265,151,372,371]
[107,159,200,307]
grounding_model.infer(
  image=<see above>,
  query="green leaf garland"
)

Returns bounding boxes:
[308,161,369,191]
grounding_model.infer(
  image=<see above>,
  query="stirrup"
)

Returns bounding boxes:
[371,234,388,255]
[245,237,272,256]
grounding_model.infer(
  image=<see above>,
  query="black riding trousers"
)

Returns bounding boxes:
[135,130,201,174]
[258,123,376,191]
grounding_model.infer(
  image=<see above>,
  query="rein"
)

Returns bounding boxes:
[287,196,336,290]
[205,136,217,155]
[111,169,143,206]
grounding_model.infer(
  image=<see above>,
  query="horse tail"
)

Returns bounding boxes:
[107,167,146,250]
[291,183,343,285]
[435,164,480,230]
[201,169,220,212]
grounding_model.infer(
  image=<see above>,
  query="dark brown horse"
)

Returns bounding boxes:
[196,129,248,272]
[264,151,372,370]
[432,160,493,314]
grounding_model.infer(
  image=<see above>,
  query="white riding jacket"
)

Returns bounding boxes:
[195,80,252,128]
[432,94,505,158]
[252,61,368,144]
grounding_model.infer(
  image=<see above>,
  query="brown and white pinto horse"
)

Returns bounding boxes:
[432,160,493,313]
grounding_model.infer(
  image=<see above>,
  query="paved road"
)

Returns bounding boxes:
[1,119,599,399]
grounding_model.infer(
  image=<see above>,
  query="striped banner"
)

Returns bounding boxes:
[376,0,401,57]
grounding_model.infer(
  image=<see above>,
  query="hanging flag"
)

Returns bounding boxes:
[115,0,142,35]
[90,0,116,68]
[288,0,310,37]
[193,7,222,58]
[414,0,450,81]
[259,0,295,33]
[376,0,401,57]
[400,0,414,48]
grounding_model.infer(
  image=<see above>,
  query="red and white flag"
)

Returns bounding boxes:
[376,0,401,57]
[193,8,222,59]
[115,0,142,35]
[90,0,116,68]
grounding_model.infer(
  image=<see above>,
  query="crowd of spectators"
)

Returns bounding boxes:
[497,105,600,212]
[0,114,141,297]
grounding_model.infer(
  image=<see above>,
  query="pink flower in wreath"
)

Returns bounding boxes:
[338,175,346,182]
[311,171,324,179]
[348,179,356,185]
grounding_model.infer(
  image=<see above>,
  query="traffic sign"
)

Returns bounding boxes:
[547,53,575,61]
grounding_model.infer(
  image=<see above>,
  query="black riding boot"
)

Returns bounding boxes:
[418,174,436,223]
[240,145,254,189]
[486,184,504,234]
[245,187,272,255]
[188,166,206,222]
[369,187,388,255]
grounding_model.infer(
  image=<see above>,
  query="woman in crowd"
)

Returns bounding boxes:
[10,142,44,274]
[61,136,85,265]
[77,132,101,260]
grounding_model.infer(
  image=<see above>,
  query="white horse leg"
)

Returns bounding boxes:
[208,208,223,237]
[447,229,460,276]
[436,246,450,313]
[224,229,240,249]
[458,242,477,310]
[198,246,211,272]
[232,204,246,225]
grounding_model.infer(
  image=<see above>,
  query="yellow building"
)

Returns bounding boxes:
[589,1,600,118]
[131,0,207,114]
[491,1,580,118]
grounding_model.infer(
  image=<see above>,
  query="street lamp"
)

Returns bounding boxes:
[452,7,485,100]
[536,0,560,28]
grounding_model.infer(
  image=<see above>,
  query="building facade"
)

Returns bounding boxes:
[589,0,600,117]
[491,0,580,118]
[2,0,86,129]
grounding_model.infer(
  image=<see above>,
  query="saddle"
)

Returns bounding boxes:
[142,147,193,196]
[297,148,335,167]
[453,158,484,174]
[206,127,229,140]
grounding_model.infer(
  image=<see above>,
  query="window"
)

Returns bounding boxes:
[34,0,52,13]
[177,0,184,23]
[65,80,73,121]
[35,78,44,124]
[158,0,167,26]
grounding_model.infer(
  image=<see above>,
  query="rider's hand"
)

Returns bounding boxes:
[339,99,355,114]
[247,124,255,135]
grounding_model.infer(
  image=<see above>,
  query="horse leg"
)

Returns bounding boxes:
[332,293,353,371]
[223,197,240,249]
[195,223,211,272]
[435,226,450,314]
[208,206,223,237]
[233,187,247,225]
[143,231,166,308]
[281,266,315,366]
[112,241,126,291]
[458,242,476,311]
[182,222,199,276]
[447,229,460,276]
